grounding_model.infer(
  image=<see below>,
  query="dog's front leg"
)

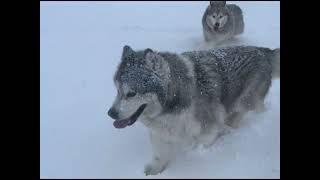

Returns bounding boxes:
[144,131,177,176]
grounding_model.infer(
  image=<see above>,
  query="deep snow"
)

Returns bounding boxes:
[40,1,280,178]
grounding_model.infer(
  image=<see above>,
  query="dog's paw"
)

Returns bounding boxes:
[144,162,166,176]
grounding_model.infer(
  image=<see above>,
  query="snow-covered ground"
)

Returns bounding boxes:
[40,1,280,178]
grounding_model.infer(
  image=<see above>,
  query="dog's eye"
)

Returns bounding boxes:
[126,92,136,98]
[219,15,223,18]
[212,15,216,18]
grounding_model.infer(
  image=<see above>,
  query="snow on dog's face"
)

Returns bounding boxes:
[206,1,229,31]
[108,45,170,129]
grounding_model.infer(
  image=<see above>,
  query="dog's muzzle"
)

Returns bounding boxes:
[107,108,119,120]
[112,104,147,129]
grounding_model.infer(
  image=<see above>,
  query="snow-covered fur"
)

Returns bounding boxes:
[108,45,280,175]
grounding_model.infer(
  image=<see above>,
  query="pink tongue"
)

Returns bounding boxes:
[113,118,130,129]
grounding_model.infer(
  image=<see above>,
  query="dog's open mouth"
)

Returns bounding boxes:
[113,104,147,129]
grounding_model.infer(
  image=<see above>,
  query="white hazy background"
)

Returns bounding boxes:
[40,1,280,178]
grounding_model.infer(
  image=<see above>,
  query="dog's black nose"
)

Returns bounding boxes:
[215,22,220,27]
[108,108,119,120]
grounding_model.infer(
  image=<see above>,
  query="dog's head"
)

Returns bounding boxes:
[206,1,229,31]
[108,45,170,129]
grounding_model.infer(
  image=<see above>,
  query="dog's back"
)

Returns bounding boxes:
[182,46,279,112]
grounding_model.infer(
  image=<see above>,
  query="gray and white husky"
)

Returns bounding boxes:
[108,45,280,175]
[202,1,244,45]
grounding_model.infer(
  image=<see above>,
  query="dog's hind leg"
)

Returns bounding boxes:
[225,111,245,128]
[253,80,271,113]
[227,73,271,128]
[240,77,271,114]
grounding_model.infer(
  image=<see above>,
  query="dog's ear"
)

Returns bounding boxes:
[144,49,169,77]
[210,1,226,7]
[122,45,134,58]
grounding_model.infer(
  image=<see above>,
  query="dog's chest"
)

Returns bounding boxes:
[141,109,202,142]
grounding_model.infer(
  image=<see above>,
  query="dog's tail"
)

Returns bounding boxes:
[270,48,280,79]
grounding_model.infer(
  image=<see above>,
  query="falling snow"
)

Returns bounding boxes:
[41,1,279,178]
